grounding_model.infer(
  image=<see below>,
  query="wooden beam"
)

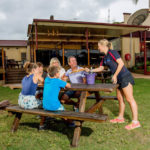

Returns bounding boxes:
[34,47,36,63]
[30,39,99,43]
[32,32,120,38]
[86,28,90,66]
[2,48,5,81]
[34,23,38,63]
[35,22,38,50]
[62,43,65,66]
[31,35,34,62]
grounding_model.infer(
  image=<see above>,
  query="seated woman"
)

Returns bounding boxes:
[49,57,66,80]
[18,62,44,109]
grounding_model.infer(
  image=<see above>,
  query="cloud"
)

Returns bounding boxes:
[0,0,149,40]
[0,12,7,20]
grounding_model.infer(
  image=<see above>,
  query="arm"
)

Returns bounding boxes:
[33,73,44,84]
[61,74,69,81]
[112,58,124,84]
[65,83,71,88]
[38,74,44,84]
[91,66,104,73]
[83,77,86,84]
[85,66,104,73]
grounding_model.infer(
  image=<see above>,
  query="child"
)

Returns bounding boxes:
[18,62,44,109]
[43,66,71,111]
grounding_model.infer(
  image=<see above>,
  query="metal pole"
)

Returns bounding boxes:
[62,43,65,66]
[34,22,38,63]
[2,48,5,82]
[130,33,133,68]
[86,28,90,66]
[144,31,147,74]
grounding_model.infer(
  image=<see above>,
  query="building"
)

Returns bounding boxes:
[0,40,28,84]
[1,14,150,84]
[122,9,150,74]
[27,16,149,69]
[0,40,28,62]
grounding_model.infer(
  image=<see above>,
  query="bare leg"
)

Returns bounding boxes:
[61,94,77,106]
[122,83,138,121]
[116,88,125,119]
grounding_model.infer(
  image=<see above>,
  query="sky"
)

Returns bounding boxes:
[0,0,149,40]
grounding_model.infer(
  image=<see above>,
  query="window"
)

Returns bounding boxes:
[36,49,62,66]
[77,49,88,65]
[64,49,88,66]
[90,49,103,65]
[21,52,26,61]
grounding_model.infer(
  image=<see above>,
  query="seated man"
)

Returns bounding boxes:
[61,56,86,110]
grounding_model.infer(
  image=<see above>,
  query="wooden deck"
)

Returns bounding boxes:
[3,84,22,89]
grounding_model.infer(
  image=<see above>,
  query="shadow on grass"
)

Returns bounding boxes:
[20,119,93,144]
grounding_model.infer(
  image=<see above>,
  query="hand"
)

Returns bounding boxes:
[112,75,117,84]
[85,68,90,72]
[61,76,68,81]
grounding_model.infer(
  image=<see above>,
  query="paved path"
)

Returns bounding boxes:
[132,73,150,79]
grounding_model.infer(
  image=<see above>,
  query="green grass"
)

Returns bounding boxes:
[0,79,150,150]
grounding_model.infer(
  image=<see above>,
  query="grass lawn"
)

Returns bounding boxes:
[0,78,150,150]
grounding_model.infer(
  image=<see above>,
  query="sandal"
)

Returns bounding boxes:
[125,122,141,130]
[110,118,125,123]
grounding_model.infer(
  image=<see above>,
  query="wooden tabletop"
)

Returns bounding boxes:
[67,83,118,92]
[38,83,118,92]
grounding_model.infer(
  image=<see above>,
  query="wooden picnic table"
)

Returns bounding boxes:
[64,83,118,146]
[5,83,118,147]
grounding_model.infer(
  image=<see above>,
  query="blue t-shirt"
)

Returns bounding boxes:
[21,74,37,96]
[100,50,130,82]
[43,77,67,111]
[65,66,86,84]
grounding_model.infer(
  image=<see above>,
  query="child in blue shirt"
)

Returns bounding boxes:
[43,66,71,111]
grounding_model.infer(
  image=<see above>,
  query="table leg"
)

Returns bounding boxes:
[72,91,88,147]
[11,112,22,132]
[95,92,104,114]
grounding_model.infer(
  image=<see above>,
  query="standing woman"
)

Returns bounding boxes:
[18,62,44,109]
[85,39,140,130]
[49,57,66,80]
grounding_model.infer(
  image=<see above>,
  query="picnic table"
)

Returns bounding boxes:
[64,83,118,146]
[6,83,118,147]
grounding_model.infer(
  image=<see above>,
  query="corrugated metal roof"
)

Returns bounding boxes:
[0,40,27,47]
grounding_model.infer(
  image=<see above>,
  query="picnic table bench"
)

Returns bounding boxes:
[6,105,107,131]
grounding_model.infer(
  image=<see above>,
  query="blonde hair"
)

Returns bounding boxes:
[98,39,113,50]
[49,57,61,67]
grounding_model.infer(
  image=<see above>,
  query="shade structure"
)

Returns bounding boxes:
[27,19,150,64]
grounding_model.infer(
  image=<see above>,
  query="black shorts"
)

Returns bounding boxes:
[118,74,135,89]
